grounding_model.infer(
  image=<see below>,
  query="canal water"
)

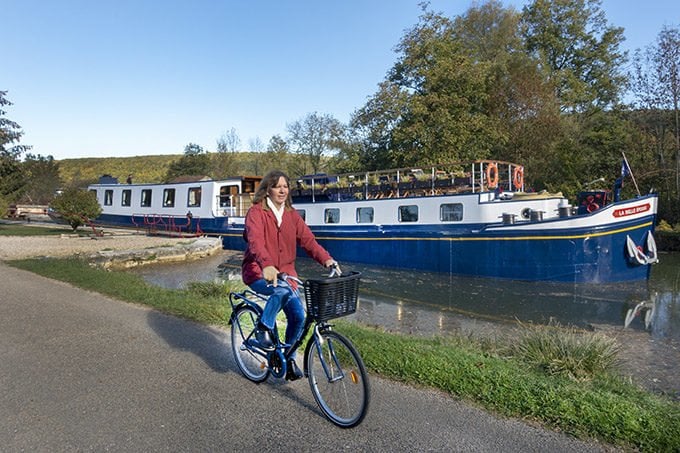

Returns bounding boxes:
[135,251,679,340]
[134,250,680,396]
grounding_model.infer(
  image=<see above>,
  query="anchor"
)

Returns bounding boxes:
[626,231,658,265]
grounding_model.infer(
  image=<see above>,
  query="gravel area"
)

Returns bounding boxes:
[0,230,191,261]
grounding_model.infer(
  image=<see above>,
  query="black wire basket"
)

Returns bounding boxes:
[303,271,361,322]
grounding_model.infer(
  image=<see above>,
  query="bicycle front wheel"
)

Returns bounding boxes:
[305,330,370,428]
[231,305,269,383]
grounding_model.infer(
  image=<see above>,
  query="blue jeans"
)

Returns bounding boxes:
[248,279,305,358]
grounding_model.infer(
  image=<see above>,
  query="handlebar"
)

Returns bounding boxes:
[328,263,342,277]
[276,273,303,285]
[275,264,342,286]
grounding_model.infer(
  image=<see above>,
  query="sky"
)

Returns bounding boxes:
[3,0,679,161]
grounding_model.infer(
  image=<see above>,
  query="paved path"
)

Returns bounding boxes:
[0,263,617,452]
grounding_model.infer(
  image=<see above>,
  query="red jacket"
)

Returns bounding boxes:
[241,202,331,286]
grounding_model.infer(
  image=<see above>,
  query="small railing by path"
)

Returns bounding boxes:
[131,213,203,238]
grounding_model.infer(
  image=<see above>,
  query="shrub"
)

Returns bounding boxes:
[657,219,673,232]
[50,187,102,230]
[511,322,621,381]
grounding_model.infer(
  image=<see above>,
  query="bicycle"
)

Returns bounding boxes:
[228,268,370,428]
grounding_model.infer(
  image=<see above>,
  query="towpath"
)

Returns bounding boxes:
[0,262,616,452]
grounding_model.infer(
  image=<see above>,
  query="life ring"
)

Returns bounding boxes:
[584,195,600,213]
[486,162,499,189]
[512,166,524,190]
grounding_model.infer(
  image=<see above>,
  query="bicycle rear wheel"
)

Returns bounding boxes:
[231,305,269,383]
[305,330,370,428]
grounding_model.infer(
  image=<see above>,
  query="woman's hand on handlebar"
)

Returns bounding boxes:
[263,265,279,286]
[324,259,342,277]
[275,272,303,285]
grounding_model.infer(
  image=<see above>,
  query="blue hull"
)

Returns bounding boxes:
[221,215,655,283]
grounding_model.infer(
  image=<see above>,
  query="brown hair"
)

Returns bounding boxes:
[252,169,293,210]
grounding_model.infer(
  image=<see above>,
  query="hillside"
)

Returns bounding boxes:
[57,151,306,187]
[58,154,183,185]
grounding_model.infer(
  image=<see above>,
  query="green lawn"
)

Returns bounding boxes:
[0,223,79,236]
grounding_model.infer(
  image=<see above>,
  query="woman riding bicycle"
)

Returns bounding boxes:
[241,169,338,381]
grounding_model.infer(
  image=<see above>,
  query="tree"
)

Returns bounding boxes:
[453,1,561,167]
[217,127,241,152]
[0,91,30,208]
[349,3,528,168]
[21,153,62,204]
[165,143,212,181]
[183,142,205,155]
[521,0,627,113]
[50,187,102,231]
[653,27,680,196]
[630,25,680,223]
[214,129,241,179]
[0,90,30,157]
[287,112,344,174]
[264,134,294,176]
[388,9,500,166]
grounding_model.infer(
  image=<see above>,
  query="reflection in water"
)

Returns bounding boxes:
[133,251,680,341]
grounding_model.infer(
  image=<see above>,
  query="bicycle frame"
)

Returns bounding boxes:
[229,271,369,428]
[228,288,338,380]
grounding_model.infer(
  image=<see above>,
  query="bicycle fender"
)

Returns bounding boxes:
[228,301,263,325]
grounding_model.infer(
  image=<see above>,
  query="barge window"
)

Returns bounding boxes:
[398,205,418,222]
[188,187,201,207]
[243,180,257,193]
[356,207,374,223]
[141,189,152,207]
[104,190,114,206]
[163,189,175,207]
[440,203,463,221]
[296,209,306,221]
[324,208,340,224]
[219,185,239,207]
[121,189,131,207]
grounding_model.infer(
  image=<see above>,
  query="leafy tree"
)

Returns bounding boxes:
[521,0,627,113]
[264,134,295,176]
[519,0,631,197]
[287,112,344,174]
[267,134,288,154]
[387,9,500,166]
[349,2,548,169]
[50,187,102,231]
[212,152,238,179]
[347,81,410,171]
[0,90,30,157]
[183,142,205,155]
[453,1,561,167]
[0,91,30,205]
[21,153,62,204]
[630,25,680,222]
[165,143,212,181]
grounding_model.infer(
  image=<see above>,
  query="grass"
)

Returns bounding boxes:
[6,255,680,451]
[509,321,622,381]
[0,223,82,236]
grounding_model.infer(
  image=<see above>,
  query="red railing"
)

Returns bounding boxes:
[131,213,202,237]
